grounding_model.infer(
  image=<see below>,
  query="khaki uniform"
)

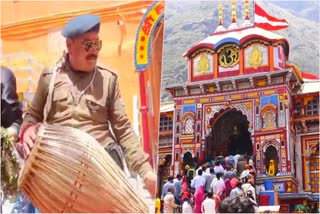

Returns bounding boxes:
[22,58,152,180]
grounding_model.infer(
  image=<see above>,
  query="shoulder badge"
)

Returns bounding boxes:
[97,65,118,77]
[41,67,53,77]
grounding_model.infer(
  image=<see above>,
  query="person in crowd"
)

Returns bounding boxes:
[163,187,179,213]
[223,178,233,198]
[155,191,161,214]
[1,66,38,213]
[213,161,224,175]
[240,164,250,179]
[210,173,224,195]
[248,159,256,171]
[218,195,256,213]
[191,169,206,191]
[226,155,235,168]
[161,176,174,199]
[194,185,205,213]
[205,162,212,175]
[224,165,237,180]
[181,175,190,201]
[242,176,256,201]
[230,178,244,198]
[182,195,194,214]
[173,174,183,205]
[201,192,216,214]
[204,168,215,193]
[187,165,196,186]
[236,156,247,177]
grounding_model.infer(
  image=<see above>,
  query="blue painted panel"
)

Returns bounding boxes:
[182,104,196,114]
[261,94,279,108]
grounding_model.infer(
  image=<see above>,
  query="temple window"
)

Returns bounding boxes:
[279,102,283,111]
[197,110,201,119]
[184,117,195,134]
[256,106,259,114]
[306,98,319,116]
[296,102,302,117]
[197,123,201,131]
[176,125,180,133]
[196,135,200,142]
[160,116,173,131]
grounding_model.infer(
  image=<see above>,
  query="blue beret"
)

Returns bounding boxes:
[62,14,100,38]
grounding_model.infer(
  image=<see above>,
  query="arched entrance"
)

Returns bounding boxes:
[206,108,253,159]
[183,151,193,168]
[264,145,279,176]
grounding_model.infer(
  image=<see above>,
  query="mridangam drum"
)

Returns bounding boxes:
[18,124,149,213]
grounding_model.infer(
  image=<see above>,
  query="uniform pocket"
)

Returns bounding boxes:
[52,87,69,113]
[85,94,108,122]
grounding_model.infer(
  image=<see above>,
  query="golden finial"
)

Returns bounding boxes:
[231,0,237,23]
[244,0,250,20]
[215,1,226,32]
[218,3,223,25]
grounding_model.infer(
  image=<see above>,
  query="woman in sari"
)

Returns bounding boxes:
[194,184,205,213]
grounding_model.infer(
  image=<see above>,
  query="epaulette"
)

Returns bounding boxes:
[97,65,118,77]
[41,67,53,77]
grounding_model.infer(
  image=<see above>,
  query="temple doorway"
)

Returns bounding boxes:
[183,151,194,168]
[206,109,253,159]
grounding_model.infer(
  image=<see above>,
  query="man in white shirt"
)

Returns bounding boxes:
[191,169,206,191]
[182,197,194,213]
[204,168,215,193]
[210,173,225,195]
[201,192,216,214]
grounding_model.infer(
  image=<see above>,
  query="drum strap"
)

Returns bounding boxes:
[43,52,66,123]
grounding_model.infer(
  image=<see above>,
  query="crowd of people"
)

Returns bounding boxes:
[157,155,259,213]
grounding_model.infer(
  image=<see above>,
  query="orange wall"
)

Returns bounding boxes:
[1,1,142,24]
[1,1,152,123]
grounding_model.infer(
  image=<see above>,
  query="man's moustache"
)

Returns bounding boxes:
[86,55,97,60]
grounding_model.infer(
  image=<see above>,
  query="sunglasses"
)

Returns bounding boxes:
[80,40,102,52]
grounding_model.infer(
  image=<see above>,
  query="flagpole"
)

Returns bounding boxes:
[253,0,256,26]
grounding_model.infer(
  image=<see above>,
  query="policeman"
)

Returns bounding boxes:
[19,14,156,197]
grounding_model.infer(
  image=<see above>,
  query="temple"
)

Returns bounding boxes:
[159,1,319,212]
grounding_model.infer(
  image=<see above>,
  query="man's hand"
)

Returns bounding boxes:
[6,126,18,143]
[20,123,41,158]
[144,171,157,198]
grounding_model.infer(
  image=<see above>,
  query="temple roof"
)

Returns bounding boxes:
[160,102,174,113]
[297,71,320,94]
[183,26,289,59]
